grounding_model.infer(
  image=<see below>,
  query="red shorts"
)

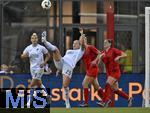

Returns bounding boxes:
[107,71,121,81]
[86,66,99,79]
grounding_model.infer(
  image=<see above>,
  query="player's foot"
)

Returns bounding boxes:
[25,96,33,108]
[97,99,111,107]
[96,101,105,107]
[66,103,71,108]
[46,95,52,105]
[41,31,47,43]
[79,102,88,107]
[24,101,32,108]
[128,97,133,107]
[65,101,71,108]
[104,99,111,107]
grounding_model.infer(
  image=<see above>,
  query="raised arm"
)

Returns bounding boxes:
[79,28,86,51]
[79,34,86,51]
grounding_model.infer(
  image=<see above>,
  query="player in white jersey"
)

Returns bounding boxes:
[41,31,85,108]
[21,33,50,107]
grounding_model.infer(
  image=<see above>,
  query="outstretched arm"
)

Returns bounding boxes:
[79,28,86,51]
[91,52,104,66]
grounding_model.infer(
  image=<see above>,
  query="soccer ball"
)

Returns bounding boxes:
[41,0,51,10]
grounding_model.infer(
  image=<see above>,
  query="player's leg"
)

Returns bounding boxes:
[27,69,50,106]
[62,63,73,108]
[34,69,49,98]
[92,78,111,107]
[41,33,57,52]
[41,33,62,62]
[62,75,71,108]
[44,41,62,62]
[97,76,116,107]
[31,79,44,98]
[112,81,129,100]
[112,81,132,107]
[80,75,94,107]
[27,69,41,106]
[27,78,40,107]
[106,76,116,97]
[92,78,107,100]
[105,76,116,97]
[37,70,52,105]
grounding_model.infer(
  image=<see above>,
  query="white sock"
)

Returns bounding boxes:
[44,41,57,51]
[64,87,70,108]
[27,89,35,107]
[40,84,48,96]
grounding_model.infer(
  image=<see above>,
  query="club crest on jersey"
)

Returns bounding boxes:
[36,48,39,51]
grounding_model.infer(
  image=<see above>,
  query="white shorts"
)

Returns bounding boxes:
[30,68,44,80]
[62,63,73,79]
[54,59,73,79]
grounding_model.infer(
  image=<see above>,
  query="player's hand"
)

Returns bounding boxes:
[40,62,46,68]
[79,28,84,35]
[90,60,97,67]
[56,70,61,77]
[41,31,47,43]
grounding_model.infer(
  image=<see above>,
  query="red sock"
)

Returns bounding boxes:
[105,83,112,98]
[105,83,114,107]
[98,88,105,99]
[83,88,88,104]
[114,90,129,100]
[103,83,112,102]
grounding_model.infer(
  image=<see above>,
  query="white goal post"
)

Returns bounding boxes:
[144,7,150,107]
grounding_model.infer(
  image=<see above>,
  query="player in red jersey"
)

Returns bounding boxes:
[79,29,111,107]
[96,39,133,107]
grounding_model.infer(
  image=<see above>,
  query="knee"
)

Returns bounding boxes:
[113,87,118,91]
[53,48,59,53]
[94,85,100,91]
[82,81,88,88]
[106,81,114,89]
[30,81,35,88]
[62,83,68,89]
[106,80,112,85]
[112,84,119,91]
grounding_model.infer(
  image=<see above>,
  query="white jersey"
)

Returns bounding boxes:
[23,44,48,70]
[62,48,84,68]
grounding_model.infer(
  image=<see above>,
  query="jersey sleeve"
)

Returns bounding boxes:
[113,48,122,56]
[76,48,84,61]
[23,47,29,56]
[90,45,99,55]
[42,46,48,54]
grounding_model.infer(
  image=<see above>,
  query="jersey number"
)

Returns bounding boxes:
[66,70,72,76]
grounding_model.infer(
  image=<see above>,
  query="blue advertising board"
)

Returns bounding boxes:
[0,73,145,107]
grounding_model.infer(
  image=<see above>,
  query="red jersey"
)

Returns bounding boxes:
[82,45,99,77]
[102,47,122,80]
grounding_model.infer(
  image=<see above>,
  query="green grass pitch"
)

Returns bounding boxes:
[0,108,149,113]
[50,108,150,113]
